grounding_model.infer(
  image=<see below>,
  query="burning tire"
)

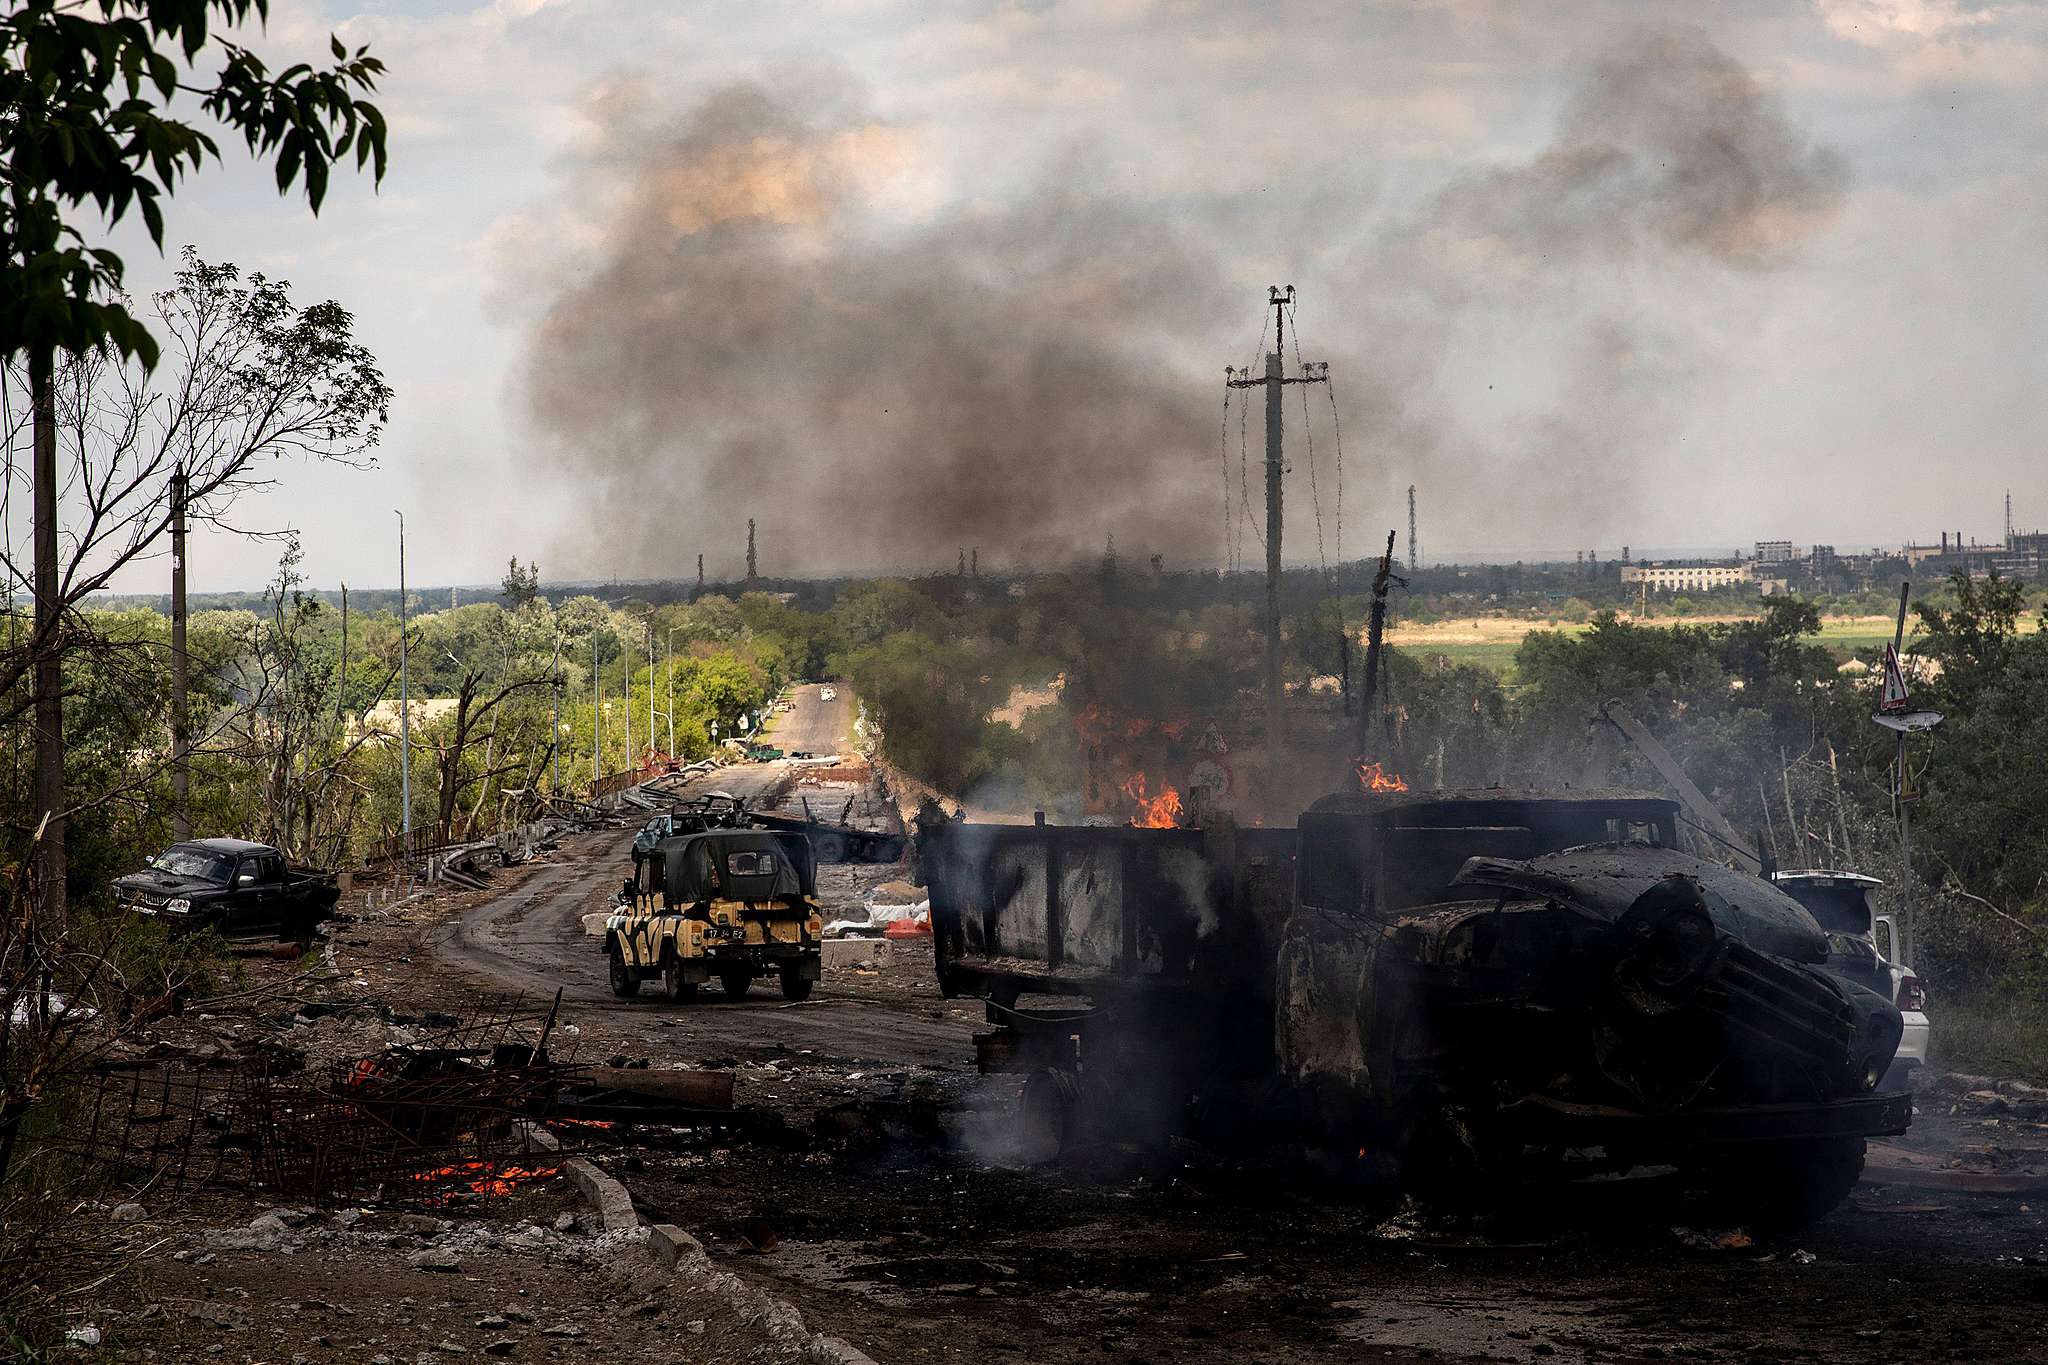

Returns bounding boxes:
[1014,1068,1077,1167]
[1686,1136,1867,1228]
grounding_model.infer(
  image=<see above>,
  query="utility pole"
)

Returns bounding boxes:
[395,512,412,855]
[1407,484,1419,574]
[592,628,602,789]
[646,618,656,763]
[746,519,758,583]
[696,553,704,597]
[1889,580,1916,965]
[336,584,349,749]
[170,466,191,841]
[1225,286,1327,776]
[1358,531,1405,760]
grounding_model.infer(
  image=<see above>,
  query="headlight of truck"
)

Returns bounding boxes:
[164,898,191,914]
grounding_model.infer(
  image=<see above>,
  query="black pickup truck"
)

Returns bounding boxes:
[115,838,340,940]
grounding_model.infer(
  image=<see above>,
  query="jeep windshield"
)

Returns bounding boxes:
[151,846,235,884]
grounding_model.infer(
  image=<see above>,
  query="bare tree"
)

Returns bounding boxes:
[422,609,556,844]
[0,251,389,903]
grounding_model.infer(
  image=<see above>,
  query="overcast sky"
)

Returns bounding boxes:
[85,0,2048,591]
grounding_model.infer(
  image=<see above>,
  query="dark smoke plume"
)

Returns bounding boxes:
[518,26,1846,575]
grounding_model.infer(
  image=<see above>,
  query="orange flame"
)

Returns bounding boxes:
[1121,773,1184,828]
[410,1160,561,1202]
[1356,760,1409,793]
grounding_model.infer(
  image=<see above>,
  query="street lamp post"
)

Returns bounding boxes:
[665,627,681,758]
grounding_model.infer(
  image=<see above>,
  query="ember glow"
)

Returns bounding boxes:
[1356,761,1409,794]
[1121,773,1184,828]
[411,1159,561,1201]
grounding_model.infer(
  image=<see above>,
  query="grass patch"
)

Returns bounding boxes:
[1927,989,2048,1083]
[1403,641,1525,677]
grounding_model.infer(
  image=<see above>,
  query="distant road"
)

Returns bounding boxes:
[762,681,851,755]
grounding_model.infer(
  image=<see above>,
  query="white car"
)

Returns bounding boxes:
[819,686,837,701]
[1772,870,1930,1087]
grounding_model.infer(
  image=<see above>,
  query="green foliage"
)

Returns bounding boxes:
[0,0,387,365]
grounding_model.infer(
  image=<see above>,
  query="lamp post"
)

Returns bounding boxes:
[549,629,563,796]
[665,627,681,758]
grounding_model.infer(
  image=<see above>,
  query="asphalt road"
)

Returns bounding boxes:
[760,680,853,755]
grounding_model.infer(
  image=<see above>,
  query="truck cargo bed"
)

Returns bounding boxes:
[923,820,1297,1003]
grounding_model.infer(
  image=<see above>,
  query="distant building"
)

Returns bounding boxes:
[1621,563,1748,594]
[1754,540,1798,564]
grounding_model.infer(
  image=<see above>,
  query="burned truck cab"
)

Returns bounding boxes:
[1281,789,1909,1218]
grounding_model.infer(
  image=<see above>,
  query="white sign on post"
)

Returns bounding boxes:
[1879,643,1911,713]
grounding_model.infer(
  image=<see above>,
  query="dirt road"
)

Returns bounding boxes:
[429,726,971,1072]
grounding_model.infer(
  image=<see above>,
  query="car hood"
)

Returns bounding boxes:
[113,869,221,901]
[1454,844,1829,964]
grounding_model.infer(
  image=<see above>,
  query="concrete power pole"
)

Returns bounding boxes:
[395,511,411,855]
[1225,286,1327,780]
[1407,484,1418,573]
[170,466,190,841]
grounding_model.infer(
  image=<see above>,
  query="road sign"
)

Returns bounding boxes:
[1879,644,1910,713]
[1873,709,1943,734]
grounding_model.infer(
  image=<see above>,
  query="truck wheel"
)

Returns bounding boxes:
[779,972,813,1002]
[1690,1137,1866,1228]
[720,967,751,998]
[662,954,697,1003]
[607,946,641,998]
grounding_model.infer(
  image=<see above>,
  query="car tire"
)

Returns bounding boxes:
[1689,1136,1866,1228]
[607,945,641,998]
[663,954,697,1003]
[779,972,814,1002]
[720,968,751,998]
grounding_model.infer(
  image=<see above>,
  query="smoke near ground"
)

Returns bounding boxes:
[518,25,1847,578]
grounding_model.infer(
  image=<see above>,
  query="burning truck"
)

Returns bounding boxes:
[919,786,1911,1223]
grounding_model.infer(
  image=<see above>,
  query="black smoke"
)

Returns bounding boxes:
[517,26,1847,575]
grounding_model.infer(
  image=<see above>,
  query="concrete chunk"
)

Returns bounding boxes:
[564,1157,637,1232]
[823,939,888,968]
[646,1223,706,1270]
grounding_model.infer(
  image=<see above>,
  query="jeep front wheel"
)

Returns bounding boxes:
[607,945,640,998]
[662,954,697,1003]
